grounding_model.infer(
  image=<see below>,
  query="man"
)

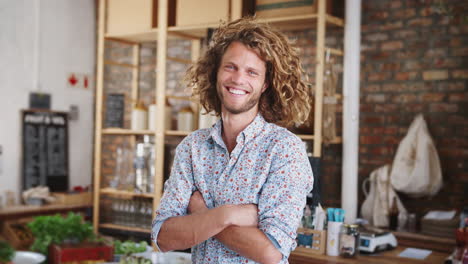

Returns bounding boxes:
[152,17,313,264]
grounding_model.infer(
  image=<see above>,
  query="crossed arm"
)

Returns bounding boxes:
[157,191,283,264]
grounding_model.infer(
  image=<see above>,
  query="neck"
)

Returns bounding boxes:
[221,110,258,153]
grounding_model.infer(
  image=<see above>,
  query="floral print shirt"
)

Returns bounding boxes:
[152,114,313,263]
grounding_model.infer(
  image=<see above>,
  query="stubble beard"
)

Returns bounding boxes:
[217,84,262,115]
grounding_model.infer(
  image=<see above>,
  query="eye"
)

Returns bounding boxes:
[224,64,235,70]
[248,70,259,76]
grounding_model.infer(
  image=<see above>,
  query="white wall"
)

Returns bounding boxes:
[0,0,95,203]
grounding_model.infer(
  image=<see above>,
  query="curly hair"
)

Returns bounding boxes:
[185,17,311,127]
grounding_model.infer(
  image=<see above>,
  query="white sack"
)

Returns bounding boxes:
[361,165,407,228]
[390,114,442,197]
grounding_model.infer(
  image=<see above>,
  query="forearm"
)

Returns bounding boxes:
[215,226,282,264]
[157,205,231,252]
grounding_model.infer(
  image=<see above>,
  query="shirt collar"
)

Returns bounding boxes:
[209,114,267,147]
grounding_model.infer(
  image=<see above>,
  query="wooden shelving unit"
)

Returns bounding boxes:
[92,0,344,234]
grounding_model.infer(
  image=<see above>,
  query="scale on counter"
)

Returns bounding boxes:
[359,227,398,253]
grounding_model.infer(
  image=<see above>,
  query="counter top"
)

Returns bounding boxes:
[289,246,449,264]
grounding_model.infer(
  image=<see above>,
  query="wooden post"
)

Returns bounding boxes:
[313,0,326,158]
[92,0,106,233]
[153,0,168,222]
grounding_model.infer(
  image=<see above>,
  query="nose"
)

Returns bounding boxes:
[230,70,246,85]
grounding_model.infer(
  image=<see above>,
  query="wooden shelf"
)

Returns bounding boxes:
[102,128,154,135]
[165,130,191,137]
[296,134,342,144]
[99,223,151,234]
[104,14,344,43]
[100,188,154,199]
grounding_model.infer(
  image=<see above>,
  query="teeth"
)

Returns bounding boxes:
[228,88,247,95]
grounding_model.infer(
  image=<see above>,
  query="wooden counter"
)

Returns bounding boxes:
[0,204,90,220]
[289,246,449,264]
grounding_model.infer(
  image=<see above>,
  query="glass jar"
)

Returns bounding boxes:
[339,224,360,258]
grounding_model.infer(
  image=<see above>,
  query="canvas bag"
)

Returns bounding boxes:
[361,165,407,227]
[390,114,442,197]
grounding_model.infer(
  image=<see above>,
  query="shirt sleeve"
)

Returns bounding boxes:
[151,136,196,251]
[258,135,314,260]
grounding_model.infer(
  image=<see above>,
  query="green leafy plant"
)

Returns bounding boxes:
[27,212,96,255]
[0,240,15,263]
[114,240,148,255]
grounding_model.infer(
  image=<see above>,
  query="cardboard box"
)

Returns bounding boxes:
[106,0,176,35]
[49,242,114,264]
[295,228,327,255]
[2,218,34,249]
[176,0,230,26]
[52,192,92,207]
[255,0,318,18]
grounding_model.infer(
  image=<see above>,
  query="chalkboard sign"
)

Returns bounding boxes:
[105,93,125,128]
[22,110,69,192]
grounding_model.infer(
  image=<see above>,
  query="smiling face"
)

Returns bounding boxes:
[216,41,268,116]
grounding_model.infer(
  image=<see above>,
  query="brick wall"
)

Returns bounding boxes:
[359,0,468,219]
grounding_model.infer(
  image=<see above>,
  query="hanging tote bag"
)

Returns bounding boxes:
[390,114,443,197]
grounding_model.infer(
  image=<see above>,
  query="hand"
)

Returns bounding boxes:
[227,204,258,227]
[188,191,208,214]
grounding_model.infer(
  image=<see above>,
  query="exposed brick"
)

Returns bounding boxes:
[382,62,400,71]
[360,135,384,145]
[394,50,420,59]
[362,116,385,125]
[448,93,467,102]
[365,32,389,42]
[407,17,433,26]
[375,104,398,113]
[384,126,399,134]
[419,6,437,16]
[366,94,387,103]
[393,8,416,19]
[381,41,403,51]
[452,70,468,79]
[382,83,404,92]
[450,37,463,47]
[389,0,402,9]
[371,51,392,60]
[362,84,381,92]
[449,25,468,35]
[423,70,449,80]
[433,58,463,69]
[452,47,468,56]
[404,60,423,70]
[403,103,424,112]
[429,103,459,113]
[392,29,418,39]
[368,72,391,82]
[395,71,419,81]
[392,94,418,103]
[435,81,466,92]
[424,48,447,58]
[380,21,404,31]
[421,92,445,102]
[369,11,389,20]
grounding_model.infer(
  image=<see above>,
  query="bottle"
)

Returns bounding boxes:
[131,101,148,130]
[389,196,399,231]
[177,106,194,131]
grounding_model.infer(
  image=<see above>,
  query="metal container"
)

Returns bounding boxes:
[339,224,360,258]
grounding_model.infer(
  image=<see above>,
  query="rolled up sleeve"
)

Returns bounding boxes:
[258,137,314,260]
[151,136,196,251]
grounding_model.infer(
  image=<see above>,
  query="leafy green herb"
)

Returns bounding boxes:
[27,212,95,255]
[0,240,15,262]
[114,240,148,255]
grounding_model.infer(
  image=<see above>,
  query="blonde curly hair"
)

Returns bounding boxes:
[185,17,311,127]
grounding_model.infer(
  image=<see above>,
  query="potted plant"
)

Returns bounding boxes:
[0,240,15,264]
[27,212,96,256]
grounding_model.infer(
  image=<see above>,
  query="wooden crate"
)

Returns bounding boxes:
[106,0,176,35]
[52,192,93,207]
[176,0,230,26]
[295,228,326,255]
[2,218,34,249]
